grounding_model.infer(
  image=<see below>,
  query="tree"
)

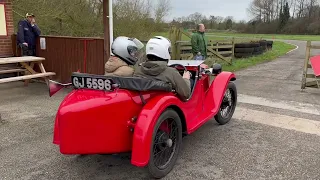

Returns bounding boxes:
[209,15,215,29]
[247,0,276,22]
[225,16,233,29]
[247,0,263,20]
[12,0,172,39]
[284,1,291,21]
[154,0,171,23]
[278,1,290,30]
[188,12,204,25]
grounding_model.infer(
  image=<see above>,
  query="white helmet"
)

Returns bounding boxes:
[111,36,144,65]
[146,36,171,60]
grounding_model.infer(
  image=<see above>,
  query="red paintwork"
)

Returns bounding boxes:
[52,68,236,167]
[310,55,320,76]
[54,89,165,154]
[130,72,235,166]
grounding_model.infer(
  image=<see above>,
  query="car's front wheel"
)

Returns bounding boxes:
[215,82,237,125]
[148,109,182,179]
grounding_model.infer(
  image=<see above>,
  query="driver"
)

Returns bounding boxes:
[105,36,144,77]
[133,36,191,100]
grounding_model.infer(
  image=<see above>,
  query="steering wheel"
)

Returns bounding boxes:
[168,64,187,71]
[169,63,192,78]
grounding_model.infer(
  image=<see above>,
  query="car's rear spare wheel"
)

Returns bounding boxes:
[148,109,182,179]
[215,82,237,125]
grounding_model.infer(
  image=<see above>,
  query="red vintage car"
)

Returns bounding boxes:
[48,60,237,179]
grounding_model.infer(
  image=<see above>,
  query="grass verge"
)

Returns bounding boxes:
[204,41,296,72]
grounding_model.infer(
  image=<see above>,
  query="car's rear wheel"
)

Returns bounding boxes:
[215,82,237,125]
[148,109,182,179]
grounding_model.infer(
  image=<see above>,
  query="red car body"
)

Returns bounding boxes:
[51,60,236,170]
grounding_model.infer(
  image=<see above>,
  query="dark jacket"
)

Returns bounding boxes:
[133,61,191,100]
[191,31,207,57]
[17,19,41,47]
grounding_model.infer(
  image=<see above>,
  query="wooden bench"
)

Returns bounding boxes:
[310,55,320,88]
[0,63,25,74]
[0,68,25,74]
[0,56,55,85]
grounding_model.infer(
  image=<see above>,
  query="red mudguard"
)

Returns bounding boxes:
[188,72,236,133]
[130,94,182,167]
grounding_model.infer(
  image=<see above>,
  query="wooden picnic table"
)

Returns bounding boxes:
[0,56,55,85]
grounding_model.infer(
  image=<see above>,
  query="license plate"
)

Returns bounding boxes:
[71,75,115,91]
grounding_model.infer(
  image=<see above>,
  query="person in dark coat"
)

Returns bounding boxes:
[16,13,41,56]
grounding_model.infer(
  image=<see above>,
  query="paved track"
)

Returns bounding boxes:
[0,40,319,180]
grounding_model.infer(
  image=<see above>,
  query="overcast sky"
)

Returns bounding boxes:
[167,0,252,22]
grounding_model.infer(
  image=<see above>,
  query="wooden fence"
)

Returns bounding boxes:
[176,39,234,63]
[168,27,234,64]
[11,35,106,83]
[301,41,319,89]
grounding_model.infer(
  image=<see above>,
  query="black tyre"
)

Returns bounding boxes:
[253,46,262,52]
[222,53,232,57]
[214,82,237,125]
[266,40,273,46]
[252,50,263,55]
[259,40,267,44]
[249,43,261,47]
[235,52,252,58]
[234,43,252,48]
[259,40,267,51]
[219,47,232,51]
[234,47,254,53]
[267,45,273,50]
[148,109,182,179]
[262,46,267,52]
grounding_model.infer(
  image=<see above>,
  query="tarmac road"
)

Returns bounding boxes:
[0,40,320,180]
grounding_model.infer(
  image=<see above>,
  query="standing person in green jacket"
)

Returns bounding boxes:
[191,24,207,60]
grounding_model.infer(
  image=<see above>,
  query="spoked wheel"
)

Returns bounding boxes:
[148,109,182,179]
[215,82,237,125]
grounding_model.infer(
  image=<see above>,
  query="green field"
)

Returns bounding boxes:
[205,41,296,72]
[152,31,319,42]
[151,31,264,42]
[206,32,319,41]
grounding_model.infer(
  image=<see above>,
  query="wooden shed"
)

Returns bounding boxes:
[0,0,113,83]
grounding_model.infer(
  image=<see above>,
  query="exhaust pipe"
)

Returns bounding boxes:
[48,80,72,97]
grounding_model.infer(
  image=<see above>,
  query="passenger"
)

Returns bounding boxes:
[105,36,144,77]
[133,36,192,100]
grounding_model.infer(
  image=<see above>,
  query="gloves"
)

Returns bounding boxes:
[200,64,208,69]
[183,71,191,80]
